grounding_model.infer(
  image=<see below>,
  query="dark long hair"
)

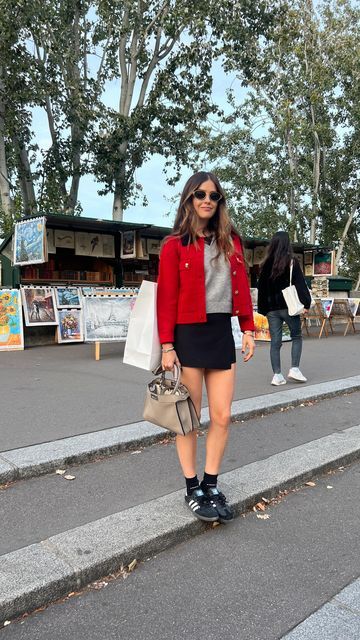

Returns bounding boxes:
[170,171,239,258]
[262,231,293,280]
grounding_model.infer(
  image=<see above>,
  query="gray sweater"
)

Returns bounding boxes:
[204,237,232,313]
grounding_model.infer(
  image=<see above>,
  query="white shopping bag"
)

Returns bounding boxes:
[123,280,161,371]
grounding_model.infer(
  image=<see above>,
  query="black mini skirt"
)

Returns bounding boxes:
[174,313,236,370]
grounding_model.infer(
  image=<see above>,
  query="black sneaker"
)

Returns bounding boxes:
[185,488,219,522]
[205,487,234,524]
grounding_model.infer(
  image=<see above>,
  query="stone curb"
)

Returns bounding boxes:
[1,424,360,625]
[1,375,360,485]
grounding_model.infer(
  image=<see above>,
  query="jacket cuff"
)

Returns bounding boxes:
[238,316,255,332]
[158,331,175,344]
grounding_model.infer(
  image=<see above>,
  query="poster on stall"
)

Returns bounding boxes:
[13,217,47,266]
[21,287,58,326]
[0,290,24,350]
[58,309,84,343]
[82,296,136,341]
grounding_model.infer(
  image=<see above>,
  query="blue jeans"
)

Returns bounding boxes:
[267,309,302,374]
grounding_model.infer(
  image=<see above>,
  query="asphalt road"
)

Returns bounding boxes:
[1,334,359,450]
[4,460,360,639]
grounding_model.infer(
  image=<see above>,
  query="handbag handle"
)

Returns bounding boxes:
[152,363,181,394]
[289,259,293,286]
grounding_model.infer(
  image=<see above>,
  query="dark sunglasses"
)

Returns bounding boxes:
[193,190,222,202]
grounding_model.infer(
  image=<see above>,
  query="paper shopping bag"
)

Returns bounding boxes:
[123,280,161,370]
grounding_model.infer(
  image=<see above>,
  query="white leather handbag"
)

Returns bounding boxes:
[282,260,304,316]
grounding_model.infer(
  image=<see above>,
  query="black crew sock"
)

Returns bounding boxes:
[185,475,200,496]
[201,472,218,492]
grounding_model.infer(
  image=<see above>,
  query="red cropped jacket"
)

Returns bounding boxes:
[157,233,255,344]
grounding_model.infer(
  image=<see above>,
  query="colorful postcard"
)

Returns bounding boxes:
[121,231,136,258]
[55,230,75,249]
[82,296,136,342]
[13,217,46,266]
[0,289,24,350]
[21,287,58,326]
[313,251,334,276]
[55,287,81,308]
[58,309,83,343]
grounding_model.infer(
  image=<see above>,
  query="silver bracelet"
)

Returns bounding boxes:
[162,347,175,353]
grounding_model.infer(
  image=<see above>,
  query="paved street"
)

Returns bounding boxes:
[3,460,360,639]
[0,333,359,450]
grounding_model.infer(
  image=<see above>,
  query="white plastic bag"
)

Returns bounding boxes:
[123,280,161,370]
[282,260,304,316]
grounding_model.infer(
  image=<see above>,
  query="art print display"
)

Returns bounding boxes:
[146,238,161,255]
[121,231,136,258]
[58,309,83,343]
[318,298,334,318]
[0,290,24,350]
[294,253,304,271]
[88,233,103,257]
[348,298,360,317]
[313,251,334,276]
[304,251,313,265]
[253,245,267,265]
[75,232,92,256]
[55,287,81,308]
[21,287,58,326]
[244,248,253,267]
[304,264,313,277]
[46,228,56,253]
[102,235,115,258]
[13,217,47,266]
[83,295,137,342]
[55,230,75,249]
[253,311,290,342]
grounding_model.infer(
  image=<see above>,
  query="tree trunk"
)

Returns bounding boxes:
[112,141,128,221]
[14,137,37,215]
[0,69,13,216]
[334,191,359,274]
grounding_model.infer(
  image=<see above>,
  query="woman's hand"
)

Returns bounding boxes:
[242,334,255,362]
[161,349,181,371]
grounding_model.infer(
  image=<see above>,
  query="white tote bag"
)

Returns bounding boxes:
[282,260,304,316]
[123,280,161,370]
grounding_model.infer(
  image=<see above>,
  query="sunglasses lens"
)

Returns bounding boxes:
[193,190,222,202]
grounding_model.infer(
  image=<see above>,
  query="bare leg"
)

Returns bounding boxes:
[203,364,236,475]
[176,366,204,478]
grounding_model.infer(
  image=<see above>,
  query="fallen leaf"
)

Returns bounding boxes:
[261,497,270,504]
[305,481,316,487]
[55,469,66,475]
[255,502,266,511]
[256,514,270,520]
[64,474,76,481]
[252,506,257,512]
[128,559,137,572]
[3,621,11,626]
[212,521,220,527]
[130,450,142,455]
[327,485,333,489]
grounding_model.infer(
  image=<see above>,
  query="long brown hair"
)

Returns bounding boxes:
[262,231,294,280]
[170,171,238,258]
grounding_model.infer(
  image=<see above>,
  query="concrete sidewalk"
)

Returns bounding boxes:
[1,375,360,485]
[0,334,359,450]
[1,423,360,625]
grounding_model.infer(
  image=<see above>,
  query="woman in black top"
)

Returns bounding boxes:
[257,231,311,385]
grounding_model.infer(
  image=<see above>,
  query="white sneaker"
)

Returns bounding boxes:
[288,367,307,382]
[271,373,287,386]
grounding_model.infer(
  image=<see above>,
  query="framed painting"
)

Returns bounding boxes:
[319,298,334,318]
[55,230,75,249]
[253,246,267,265]
[82,295,136,342]
[146,238,161,255]
[13,217,47,266]
[244,248,253,267]
[121,231,136,258]
[313,251,334,276]
[21,287,58,326]
[75,232,92,256]
[0,290,24,351]
[55,287,81,308]
[304,264,313,277]
[88,233,103,257]
[46,228,56,254]
[58,309,84,343]
[102,235,115,258]
[304,251,313,265]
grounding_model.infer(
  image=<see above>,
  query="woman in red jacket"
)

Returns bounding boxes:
[157,171,255,524]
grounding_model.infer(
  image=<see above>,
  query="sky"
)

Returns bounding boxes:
[31,56,246,230]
